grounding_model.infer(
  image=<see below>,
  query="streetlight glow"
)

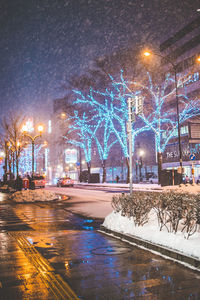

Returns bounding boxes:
[0,151,5,157]
[197,56,200,63]
[22,124,28,133]
[38,125,44,134]
[143,51,151,57]
[61,112,66,118]
[139,150,145,156]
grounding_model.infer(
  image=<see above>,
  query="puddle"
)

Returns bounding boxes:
[91,246,132,255]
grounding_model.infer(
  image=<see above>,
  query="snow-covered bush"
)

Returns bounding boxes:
[112,192,153,226]
[154,192,188,233]
[112,191,200,239]
[181,194,200,239]
[9,189,58,203]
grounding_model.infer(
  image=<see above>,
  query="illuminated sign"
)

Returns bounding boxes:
[65,149,77,163]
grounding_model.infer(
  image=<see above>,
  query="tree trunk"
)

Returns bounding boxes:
[87,161,91,183]
[102,160,107,183]
[16,154,19,178]
[157,152,162,185]
[126,157,129,183]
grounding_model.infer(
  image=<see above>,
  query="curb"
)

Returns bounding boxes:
[99,225,200,272]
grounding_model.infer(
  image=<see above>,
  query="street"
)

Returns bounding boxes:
[0,188,200,299]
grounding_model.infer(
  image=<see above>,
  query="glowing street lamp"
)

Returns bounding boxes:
[22,124,44,177]
[60,112,67,119]
[0,151,5,158]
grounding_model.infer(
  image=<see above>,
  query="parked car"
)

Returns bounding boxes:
[30,175,46,189]
[57,177,74,187]
[148,174,158,184]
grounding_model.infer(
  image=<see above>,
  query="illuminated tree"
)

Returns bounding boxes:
[114,71,200,181]
[92,116,118,183]
[19,144,42,175]
[73,74,149,183]
[0,113,25,179]
[64,111,98,182]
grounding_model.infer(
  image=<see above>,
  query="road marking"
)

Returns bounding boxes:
[9,232,79,300]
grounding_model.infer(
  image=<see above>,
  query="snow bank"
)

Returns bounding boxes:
[103,210,200,260]
[163,183,200,194]
[9,189,58,203]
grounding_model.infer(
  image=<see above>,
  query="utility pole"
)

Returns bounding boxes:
[128,97,133,194]
[127,95,144,194]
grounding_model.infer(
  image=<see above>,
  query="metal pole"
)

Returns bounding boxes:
[4,141,8,183]
[32,140,34,178]
[79,147,82,182]
[174,69,182,171]
[128,97,133,194]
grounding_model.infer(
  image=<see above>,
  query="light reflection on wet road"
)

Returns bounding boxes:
[0,193,200,299]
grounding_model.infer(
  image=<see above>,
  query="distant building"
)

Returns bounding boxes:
[160,16,200,178]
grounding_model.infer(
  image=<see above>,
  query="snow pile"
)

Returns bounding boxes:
[9,189,58,203]
[103,211,200,259]
[163,183,200,194]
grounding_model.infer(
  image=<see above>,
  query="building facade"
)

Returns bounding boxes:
[160,16,200,178]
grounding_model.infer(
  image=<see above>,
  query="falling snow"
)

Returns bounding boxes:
[0,0,199,117]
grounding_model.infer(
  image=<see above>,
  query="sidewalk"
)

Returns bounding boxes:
[100,225,200,272]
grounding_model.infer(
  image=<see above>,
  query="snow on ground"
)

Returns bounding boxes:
[9,189,58,203]
[103,211,200,260]
[103,183,200,260]
[163,183,200,194]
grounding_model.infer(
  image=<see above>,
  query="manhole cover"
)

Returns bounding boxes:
[91,246,132,255]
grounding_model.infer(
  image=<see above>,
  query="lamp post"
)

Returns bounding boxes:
[128,97,133,194]
[22,124,44,177]
[143,51,183,176]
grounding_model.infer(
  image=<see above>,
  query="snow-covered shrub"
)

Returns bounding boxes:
[152,192,169,232]
[112,191,200,239]
[181,194,200,239]
[155,192,187,233]
[112,192,153,226]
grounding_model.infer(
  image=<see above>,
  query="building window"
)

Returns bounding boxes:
[162,125,188,139]
[190,124,200,138]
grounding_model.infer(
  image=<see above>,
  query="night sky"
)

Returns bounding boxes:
[0,0,199,119]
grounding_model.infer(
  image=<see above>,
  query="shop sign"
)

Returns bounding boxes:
[65,149,77,163]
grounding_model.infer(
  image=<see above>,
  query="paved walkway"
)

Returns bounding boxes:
[0,195,200,299]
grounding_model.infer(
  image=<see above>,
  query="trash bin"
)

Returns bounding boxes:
[23,178,29,190]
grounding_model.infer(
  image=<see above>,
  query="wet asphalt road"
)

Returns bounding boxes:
[0,192,200,299]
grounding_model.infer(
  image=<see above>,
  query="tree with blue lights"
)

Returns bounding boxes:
[113,71,200,180]
[73,75,150,183]
[19,144,42,175]
[64,111,97,182]
[92,117,118,183]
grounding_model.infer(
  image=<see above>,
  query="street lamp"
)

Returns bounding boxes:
[143,50,183,175]
[22,124,44,177]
